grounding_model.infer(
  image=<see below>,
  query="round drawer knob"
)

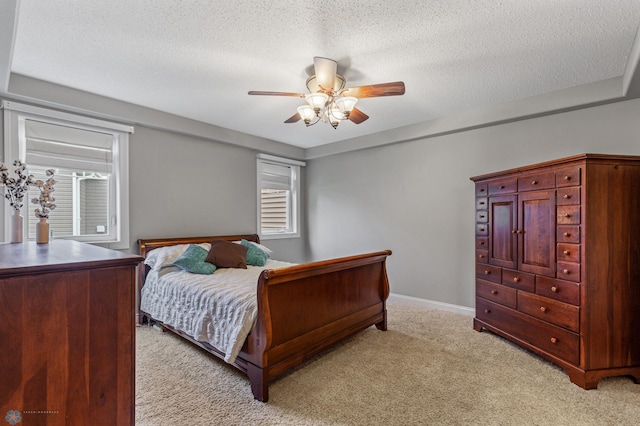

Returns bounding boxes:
[484,309,491,314]
[563,194,571,199]
[479,214,485,218]
[532,180,537,185]
[564,213,571,218]
[499,185,505,189]
[563,250,570,255]
[479,241,485,245]
[479,254,485,259]
[484,270,491,275]
[513,277,520,282]
[479,201,485,205]
[563,269,570,274]
[540,306,548,313]
[491,290,498,295]
[550,337,558,344]
[480,188,485,192]
[563,232,570,237]
[551,286,558,293]
[564,176,571,181]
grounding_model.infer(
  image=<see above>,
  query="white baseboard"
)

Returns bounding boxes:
[389,293,475,316]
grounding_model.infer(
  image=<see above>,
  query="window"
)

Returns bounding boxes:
[257,154,304,239]
[2,101,133,248]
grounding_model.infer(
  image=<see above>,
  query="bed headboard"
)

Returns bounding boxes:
[138,234,260,259]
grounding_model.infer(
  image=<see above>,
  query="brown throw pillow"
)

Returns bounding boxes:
[205,240,248,269]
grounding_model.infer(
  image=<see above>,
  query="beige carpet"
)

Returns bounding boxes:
[136,300,640,425]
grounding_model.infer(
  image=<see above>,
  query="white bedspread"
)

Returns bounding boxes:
[140,259,294,363]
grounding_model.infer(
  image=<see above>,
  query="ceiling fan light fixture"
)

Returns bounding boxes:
[329,105,344,129]
[297,105,315,125]
[334,96,358,119]
[248,57,405,129]
[305,93,329,115]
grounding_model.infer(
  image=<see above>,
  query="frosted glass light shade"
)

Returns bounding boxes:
[334,96,358,116]
[297,105,315,123]
[305,93,329,113]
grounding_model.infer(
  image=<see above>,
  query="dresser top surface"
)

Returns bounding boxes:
[0,240,142,275]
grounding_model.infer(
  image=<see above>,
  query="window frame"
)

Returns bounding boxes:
[256,154,305,240]
[2,100,133,249]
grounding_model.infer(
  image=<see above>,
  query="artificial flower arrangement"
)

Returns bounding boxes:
[31,169,57,219]
[0,160,57,218]
[0,160,35,211]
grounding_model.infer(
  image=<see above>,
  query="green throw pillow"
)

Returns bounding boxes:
[173,244,216,274]
[241,240,268,267]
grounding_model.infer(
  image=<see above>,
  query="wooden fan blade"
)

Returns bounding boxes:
[284,112,301,123]
[313,57,337,91]
[348,108,369,124]
[341,81,405,98]
[248,91,305,97]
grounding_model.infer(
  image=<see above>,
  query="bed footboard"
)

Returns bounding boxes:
[240,250,392,401]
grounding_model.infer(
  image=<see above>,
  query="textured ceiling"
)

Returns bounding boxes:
[8,1,640,149]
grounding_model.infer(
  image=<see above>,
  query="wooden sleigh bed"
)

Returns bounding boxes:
[137,234,392,402]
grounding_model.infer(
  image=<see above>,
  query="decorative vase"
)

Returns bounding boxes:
[36,217,50,244]
[10,209,23,243]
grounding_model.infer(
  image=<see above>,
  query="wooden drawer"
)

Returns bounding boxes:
[557,205,580,225]
[476,298,579,364]
[476,263,502,283]
[476,197,488,210]
[536,275,580,306]
[476,183,488,197]
[476,249,489,263]
[488,178,517,195]
[557,225,580,243]
[556,167,581,187]
[517,292,579,332]
[557,261,581,283]
[501,269,534,293]
[476,223,488,236]
[557,187,580,205]
[476,210,488,223]
[557,243,580,263]
[476,237,488,250]
[477,279,516,309]
[518,172,555,192]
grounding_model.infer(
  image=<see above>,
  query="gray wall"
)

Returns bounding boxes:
[306,98,640,308]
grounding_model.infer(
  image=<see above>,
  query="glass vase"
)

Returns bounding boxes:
[10,209,23,243]
[36,217,50,244]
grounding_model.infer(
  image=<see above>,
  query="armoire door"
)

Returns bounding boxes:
[518,190,556,276]
[489,194,517,269]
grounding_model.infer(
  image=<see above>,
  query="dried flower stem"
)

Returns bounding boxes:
[0,160,35,211]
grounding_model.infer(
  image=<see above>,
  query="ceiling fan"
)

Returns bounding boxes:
[248,57,405,129]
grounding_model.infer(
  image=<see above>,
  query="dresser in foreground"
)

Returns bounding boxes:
[0,240,142,425]
[471,154,640,389]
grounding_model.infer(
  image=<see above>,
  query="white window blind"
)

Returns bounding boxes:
[25,120,113,173]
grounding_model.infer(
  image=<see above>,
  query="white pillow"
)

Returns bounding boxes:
[144,243,211,270]
[233,240,272,257]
